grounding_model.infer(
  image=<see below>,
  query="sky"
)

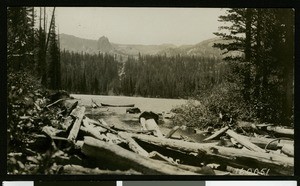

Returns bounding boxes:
[42,7,227,45]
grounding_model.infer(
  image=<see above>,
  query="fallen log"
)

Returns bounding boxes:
[203,126,229,142]
[91,99,100,108]
[83,118,107,133]
[266,126,294,138]
[248,136,293,150]
[129,133,293,175]
[96,119,118,134]
[247,137,278,150]
[118,132,149,157]
[226,130,265,152]
[148,151,178,165]
[209,146,293,175]
[214,170,230,175]
[171,163,215,175]
[237,121,294,138]
[59,164,141,175]
[117,133,187,166]
[81,136,199,175]
[130,133,218,152]
[281,144,294,157]
[84,116,101,125]
[165,126,180,139]
[101,103,135,107]
[46,98,65,108]
[34,134,69,142]
[111,125,155,134]
[80,126,111,143]
[106,133,127,144]
[67,106,85,141]
[230,138,242,148]
[99,119,109,126]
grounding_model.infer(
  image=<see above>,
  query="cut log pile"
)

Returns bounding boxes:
[29,103,294,176]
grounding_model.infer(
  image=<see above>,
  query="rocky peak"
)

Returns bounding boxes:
[97,36,113,52]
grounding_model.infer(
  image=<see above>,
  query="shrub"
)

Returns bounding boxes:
[7,70,64,174]
[172,81,258,130]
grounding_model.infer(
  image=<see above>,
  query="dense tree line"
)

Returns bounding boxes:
[7,7,35,71]
[7,7,67,174]
[121,54,225,98]
[214,8,294,124]
[60,50,120,95]
[7,7,61,90]
[60,51,226,99]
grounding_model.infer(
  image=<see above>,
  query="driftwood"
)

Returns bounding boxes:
[226,130,265,152]
[81,136,199,175]
[101,103,135,107]
[31,99,294,175]
[130,132,219,152]
[106,133,127,144]
[83,118,107,133]
[237,121,294,138]
[118,132,149,157]
[34,134,68,142]
[266,126,294,138]
[99,118,109,126]
[84,116,102,126]
[60,164,141,175]
[118,132,183,165]
[67,106,85,141]
[46,98,65,108]
[281,144,294,157]
[247,136,293,150]
[209,146,293,175]
[165,126,180,139]
[129,133,293,175]
[111,125,155,134]
[94,120,118,134]
[80,126,111,143]
[203,126,229,141]
[91,99,100,108]
[172,163,215,175]
[148,151,178,165]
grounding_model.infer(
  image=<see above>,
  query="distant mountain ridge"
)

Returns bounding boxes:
[59,33,223,58]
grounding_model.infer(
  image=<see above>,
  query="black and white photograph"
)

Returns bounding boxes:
[7,7,294,175]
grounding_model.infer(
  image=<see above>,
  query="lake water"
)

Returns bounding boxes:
[70,94,188,113]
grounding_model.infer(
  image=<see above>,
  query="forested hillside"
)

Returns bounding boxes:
[60,51,120,95]
[60,50,225,98]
